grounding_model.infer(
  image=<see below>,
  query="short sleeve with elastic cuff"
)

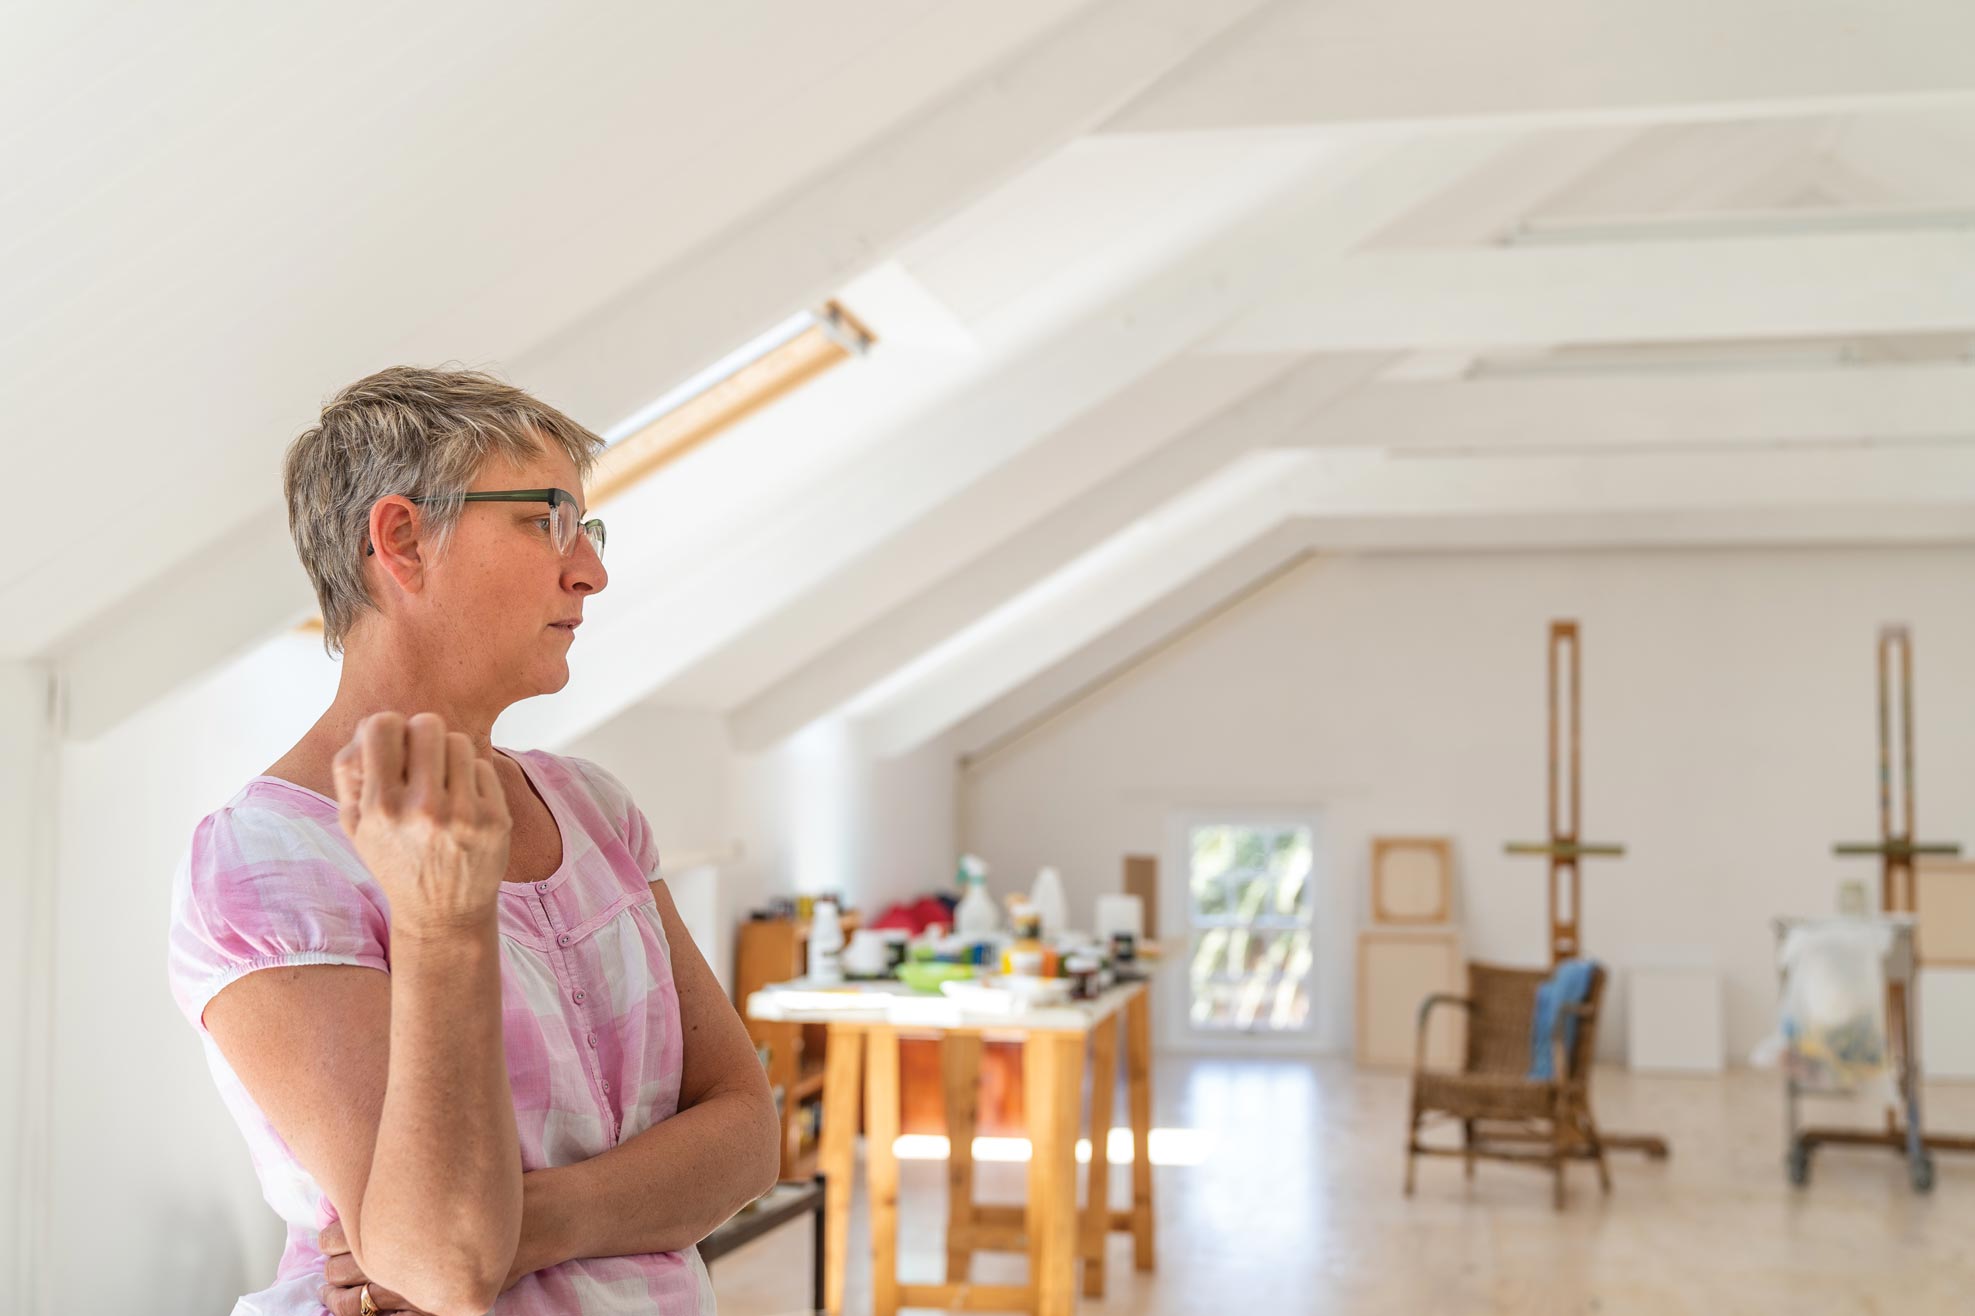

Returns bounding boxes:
[167,789,391,1036]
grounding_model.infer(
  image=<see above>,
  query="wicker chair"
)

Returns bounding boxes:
[1403,960,1611,1209]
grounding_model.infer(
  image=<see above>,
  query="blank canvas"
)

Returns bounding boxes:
[1370,837,1454,925]
[1916,859,1975,967]
[1357,929,1464,1070]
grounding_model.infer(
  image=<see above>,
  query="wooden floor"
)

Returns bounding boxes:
[708,1054,1975,1315]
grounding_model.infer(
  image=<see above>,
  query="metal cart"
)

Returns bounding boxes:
[1773,915,1932,1193]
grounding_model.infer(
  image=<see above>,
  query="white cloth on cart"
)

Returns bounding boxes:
[1753,918,1896,1095]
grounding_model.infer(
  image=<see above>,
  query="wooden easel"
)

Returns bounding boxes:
[1827,624,1975,1158]
[1506,620,1669,1160]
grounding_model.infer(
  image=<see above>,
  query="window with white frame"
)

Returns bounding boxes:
[1185,821,1316,1034]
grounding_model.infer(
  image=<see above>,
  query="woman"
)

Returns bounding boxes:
[168,367,779,1315]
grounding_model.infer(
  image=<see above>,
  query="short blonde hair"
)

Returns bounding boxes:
[284,365,605,654]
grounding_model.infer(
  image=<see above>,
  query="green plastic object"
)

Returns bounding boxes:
[895,962,976,994]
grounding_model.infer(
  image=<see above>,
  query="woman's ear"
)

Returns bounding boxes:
[366,496,425,594]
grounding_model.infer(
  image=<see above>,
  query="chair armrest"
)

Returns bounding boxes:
[1414,993,1473,1071]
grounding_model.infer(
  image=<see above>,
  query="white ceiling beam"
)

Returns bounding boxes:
[500,134,1520,750]
[671,356,1297,717]
[1298,505,1975,553]
[1309,364,1975,455]
[503,0,1278,437]
[1368,125,1648,246]
[723,354,1385,751]
[1289,446,1975,518]
[1515,120,1846,227]
[1202,231,1975,354]
[848,453,1311,759]
[1102,0,1975,135]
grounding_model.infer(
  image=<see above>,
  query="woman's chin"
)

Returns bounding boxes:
[518,651,572,697]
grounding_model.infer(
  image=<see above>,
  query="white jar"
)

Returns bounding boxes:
[808,899,845,984]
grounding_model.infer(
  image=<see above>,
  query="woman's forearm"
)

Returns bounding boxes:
[517,1083,780,1273]
[362,919,523,1313]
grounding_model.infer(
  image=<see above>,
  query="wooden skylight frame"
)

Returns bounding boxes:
[587,300,874,503]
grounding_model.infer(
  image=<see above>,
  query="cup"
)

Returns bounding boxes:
[843,929,891,978]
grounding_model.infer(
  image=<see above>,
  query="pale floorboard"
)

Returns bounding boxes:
[709,1055,1975,1314]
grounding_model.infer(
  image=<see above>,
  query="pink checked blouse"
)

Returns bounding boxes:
[168,749,717,1315]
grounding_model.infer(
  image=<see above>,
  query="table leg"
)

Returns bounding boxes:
[1026,1032,1085,1316]
[1081,1015,1118,1299]
[1125,990,1156,1272]
[942,1032,983,1283]
[819,1025,864,1316]
[811,1173,827,1316]
[866,1027,902,1316]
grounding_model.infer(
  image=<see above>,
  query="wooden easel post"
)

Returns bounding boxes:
[1506,622,1624,966]
[1829,624,1974,1157]
[1506,619,1668,1160]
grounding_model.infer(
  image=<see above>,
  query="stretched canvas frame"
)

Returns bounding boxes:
[1370,836,1454,926]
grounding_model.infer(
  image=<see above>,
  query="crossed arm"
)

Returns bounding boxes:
[501,879,780,1272]
[207,878,779,1314]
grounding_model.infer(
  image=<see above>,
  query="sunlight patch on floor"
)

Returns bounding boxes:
[889,1127,1213,1166]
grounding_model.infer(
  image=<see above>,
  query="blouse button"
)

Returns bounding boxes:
[556,934,572,947]
[601,1080,611,1093]
[586,1031,598,1048]
[573,989,587,1004]
[535,881,550,893]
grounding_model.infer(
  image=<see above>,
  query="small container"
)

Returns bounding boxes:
[1108,930,1137,965]
[808,900,844,984]
[842,929,891,979]
[1065,953,1101,1000]
[1008,947,1046,978]
[1029,866,1068,940]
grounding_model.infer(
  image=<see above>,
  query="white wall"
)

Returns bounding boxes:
[960,544,1975,1062]
[730,718,964,917]
[1,663,56,1315]
[53,634,339,1314]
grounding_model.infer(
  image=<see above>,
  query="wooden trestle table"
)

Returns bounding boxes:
[747,976,1157,1316]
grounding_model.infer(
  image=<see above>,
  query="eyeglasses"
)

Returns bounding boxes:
[366,487,605,559]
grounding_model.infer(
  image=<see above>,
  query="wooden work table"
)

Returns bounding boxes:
[746,977,1158,1316]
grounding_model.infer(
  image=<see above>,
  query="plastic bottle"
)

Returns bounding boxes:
[808,899,844,984]
[955,854,1000,937]
[1029,865,1068,940]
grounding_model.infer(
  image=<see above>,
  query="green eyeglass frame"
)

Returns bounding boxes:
[365,487,605,559]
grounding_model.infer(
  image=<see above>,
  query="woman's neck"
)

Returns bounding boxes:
[321,634,505,757]
[267,643,507,793]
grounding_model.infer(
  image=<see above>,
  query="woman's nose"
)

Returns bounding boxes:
[565,538,607,595]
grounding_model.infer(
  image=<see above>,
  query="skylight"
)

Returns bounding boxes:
[588,301,875,503]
